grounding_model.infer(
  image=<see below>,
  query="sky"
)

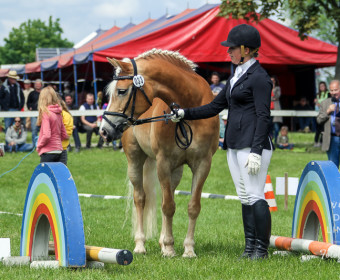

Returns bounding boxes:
[0,0,221,46]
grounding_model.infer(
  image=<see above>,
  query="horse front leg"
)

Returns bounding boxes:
[157,161,177,257]
[183,158,212,258]
[128,158,147,254]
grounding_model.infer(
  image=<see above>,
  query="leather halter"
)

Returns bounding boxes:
[102,59,153,132]
[102,58,193,149]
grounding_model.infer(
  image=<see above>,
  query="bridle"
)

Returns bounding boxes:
[102,58,192,149]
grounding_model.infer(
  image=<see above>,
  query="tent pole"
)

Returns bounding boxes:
[59,68,62,95]
[41,71,44,81]
[74,64,78,106]
[92,60,98,105]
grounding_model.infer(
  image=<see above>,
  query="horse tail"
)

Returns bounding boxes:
[142,157,159,239]
[125,157,159,239]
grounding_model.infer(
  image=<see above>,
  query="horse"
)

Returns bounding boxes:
[100,49,219,257]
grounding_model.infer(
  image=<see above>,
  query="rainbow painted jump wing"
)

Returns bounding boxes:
[20,162,86,267]
[292,161,340,244]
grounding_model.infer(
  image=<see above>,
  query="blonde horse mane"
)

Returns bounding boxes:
[135,48,197,72]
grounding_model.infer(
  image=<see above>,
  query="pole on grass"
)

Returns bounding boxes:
[284,172,288,210]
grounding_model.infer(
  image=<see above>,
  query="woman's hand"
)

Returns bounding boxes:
[171,109,185,122]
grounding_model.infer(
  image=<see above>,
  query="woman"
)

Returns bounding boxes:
[270,75,283,144]
[314,81,329,147]
[59,97,74,165]
[36,86,68,164]
[172,24,273,260]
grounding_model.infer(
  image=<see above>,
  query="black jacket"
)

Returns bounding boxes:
[184,61,273,155]
[27,90,40,111]
[0,79,24,111]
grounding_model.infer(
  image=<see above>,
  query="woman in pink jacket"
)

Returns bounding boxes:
[36,86,68,164]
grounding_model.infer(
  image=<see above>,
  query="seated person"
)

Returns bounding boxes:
[79,93,102,149]
[5,117,33,152]
[294,97,313,132]
[277,126,294,150]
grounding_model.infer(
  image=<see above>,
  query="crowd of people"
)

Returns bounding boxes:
[0,70,122,159]
[0,63,336,168]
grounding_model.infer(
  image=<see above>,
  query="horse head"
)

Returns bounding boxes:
[100,57,153,142]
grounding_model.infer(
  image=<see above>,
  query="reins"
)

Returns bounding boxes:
[102,58,192,149]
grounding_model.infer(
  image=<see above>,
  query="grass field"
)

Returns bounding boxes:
[0,131,337,279]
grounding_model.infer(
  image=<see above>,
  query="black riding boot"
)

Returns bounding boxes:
[251,199,271,260]
[239,204,256,258]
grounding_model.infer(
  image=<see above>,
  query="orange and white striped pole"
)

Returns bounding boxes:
[265,175,277,212]
[85,245,133,265]
[270,236,340,259]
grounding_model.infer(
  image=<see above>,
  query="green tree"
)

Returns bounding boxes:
[0,16,73,64]
[218,0,340,79]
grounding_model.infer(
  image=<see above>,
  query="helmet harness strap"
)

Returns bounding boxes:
[238,45,259,65]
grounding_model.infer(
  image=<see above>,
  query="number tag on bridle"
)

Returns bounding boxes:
[133,75,144,87]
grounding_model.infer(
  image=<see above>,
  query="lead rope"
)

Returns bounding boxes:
[170,103,193,150]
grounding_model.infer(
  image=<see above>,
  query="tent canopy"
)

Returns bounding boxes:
[93,5,337,67]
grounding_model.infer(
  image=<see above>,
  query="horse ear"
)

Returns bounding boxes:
[107,57,120,68]
[107,57,131,73]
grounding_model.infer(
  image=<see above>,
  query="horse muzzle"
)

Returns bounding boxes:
[100,119,127,142]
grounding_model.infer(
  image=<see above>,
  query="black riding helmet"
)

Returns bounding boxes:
[221,24,261,64]
[221,24,261,48]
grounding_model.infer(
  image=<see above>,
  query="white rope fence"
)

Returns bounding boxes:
[0,110,318,118]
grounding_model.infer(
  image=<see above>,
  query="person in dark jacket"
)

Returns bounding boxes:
[0,70,24,131]
[171,24,273,260]
[65,94,81,152]
[27,79,43,144]
[79,92,102,149]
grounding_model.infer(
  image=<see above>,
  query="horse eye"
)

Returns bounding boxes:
[117,89,128,95]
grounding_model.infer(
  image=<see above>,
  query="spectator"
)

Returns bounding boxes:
[23,79,34,129]
[65,94,81,152]
[317,79,340,168]
[59,97,73,165]
[294,97,313,132]
[23,79,33,110]
[270,76,283,143]
[36,86,68,164]
[314,81,329,147]
[63,81,74,99]
[210,72,226,144]
[0,70,24,131]
[277,126,294,150]
[5,117,33,152]
[27,79,43,145]
[79,93,102,149]
[210,72,225,97]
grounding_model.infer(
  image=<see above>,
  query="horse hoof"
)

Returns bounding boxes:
[162,248,176,257]
[182,251,197,258]
[134,246,146,254]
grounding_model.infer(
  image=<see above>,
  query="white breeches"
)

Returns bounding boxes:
[227,148,272,205]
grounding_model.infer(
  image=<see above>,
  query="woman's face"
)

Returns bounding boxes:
[227,47,242,65]
[319,83,326,92]
[271,78,276,86]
